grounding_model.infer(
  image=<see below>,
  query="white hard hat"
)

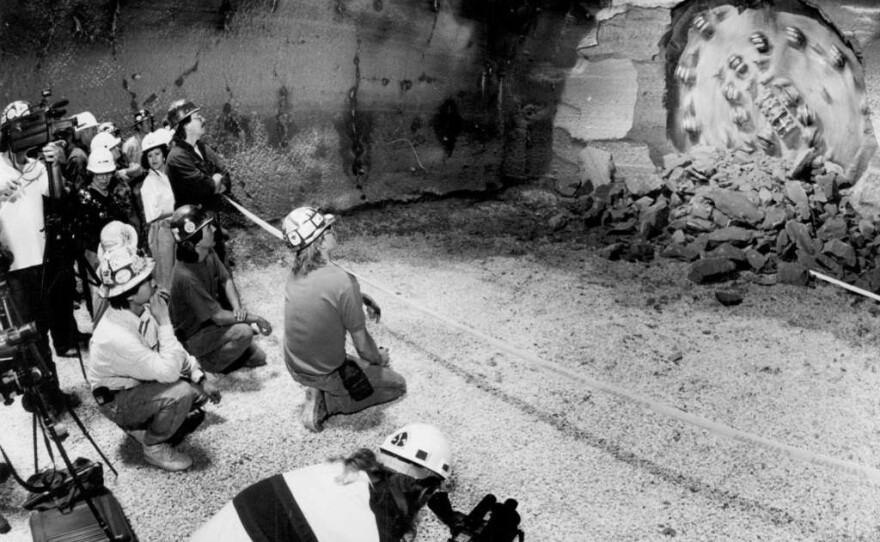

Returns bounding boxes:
[281,207,336,252]
[379,423,452,480]
[98,221,138,257]
[74,112,99,132]
[90,131,121,152]
[97,121,118,134]
[97,244,154,298]
[141,129,173,154]
[1,101,31,127]
[87,148,116,174]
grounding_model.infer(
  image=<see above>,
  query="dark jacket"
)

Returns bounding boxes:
[165,138,229,211]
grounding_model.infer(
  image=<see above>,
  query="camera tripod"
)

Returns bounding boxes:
[0,278,125,541]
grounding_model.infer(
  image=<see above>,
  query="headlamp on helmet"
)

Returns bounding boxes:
[98,245,154,298]
[170,204,213,243]
[281,207,336,252]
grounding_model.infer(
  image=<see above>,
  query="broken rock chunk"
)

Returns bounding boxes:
[715,289,744,306]
[777,261,809,285]
[687,258,737,284]
[706,188,764,225]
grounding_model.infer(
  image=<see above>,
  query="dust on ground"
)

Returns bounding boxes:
[2,194,880,541]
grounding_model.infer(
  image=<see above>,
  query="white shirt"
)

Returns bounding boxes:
[140,168,176,223]
[190,462,380,542]
[88,306,204,391]
[0,153,48,271]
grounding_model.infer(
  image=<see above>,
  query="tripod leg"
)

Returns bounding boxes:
[33,395,118,542]
[65,404,118,478]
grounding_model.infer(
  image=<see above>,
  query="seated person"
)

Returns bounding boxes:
[281,207,406,432]
[169,204,271,373]
[190,423,452,542]
[87,240,220,472]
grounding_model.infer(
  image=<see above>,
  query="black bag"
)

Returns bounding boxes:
[338,357,374,401]
[23,458,105,512]
[30,490,136,542]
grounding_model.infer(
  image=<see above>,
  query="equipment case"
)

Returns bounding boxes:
[29,490,136,542]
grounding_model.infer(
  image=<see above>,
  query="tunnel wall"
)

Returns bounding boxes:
[0,0,878,218]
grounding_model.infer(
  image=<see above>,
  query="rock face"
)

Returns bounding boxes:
[0,0,876,220]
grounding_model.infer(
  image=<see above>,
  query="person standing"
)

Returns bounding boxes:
[139,128,176,289]
[74,148,140,325]
[88,241,220,471]
[281,206,406,433]
[0,100,78,415]
[168,204,270,374]
[164,100,231,264]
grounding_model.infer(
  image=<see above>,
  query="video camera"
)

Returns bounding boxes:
[1,88,75,155]
[429,492,524,542]
[0,321,44,406]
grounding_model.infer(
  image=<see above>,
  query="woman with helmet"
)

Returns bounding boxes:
[139,128,176,289]
[190,423,452,542]
[74,147,141,325]
[281,206,406,433]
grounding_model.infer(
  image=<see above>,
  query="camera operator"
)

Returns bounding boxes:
[164,99,232,265]
[281,207,405,433]
[87,237,220,472]
[0,100,79,416]
[190,423,452,542]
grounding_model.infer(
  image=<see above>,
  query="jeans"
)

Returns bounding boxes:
[7,261,77,358]
[184,322,253,373]
[147,218,176,290]
[289,356,407,416]
[99,381,200,446]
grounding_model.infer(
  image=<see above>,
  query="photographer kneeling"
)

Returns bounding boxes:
[87,236,220,471]
[190,423,452,542]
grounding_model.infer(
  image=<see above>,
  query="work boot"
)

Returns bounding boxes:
[243,345,267,368]
[301,387,328,433]
[142,442,193,471]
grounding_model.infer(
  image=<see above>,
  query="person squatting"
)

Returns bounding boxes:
[0,96,466,540]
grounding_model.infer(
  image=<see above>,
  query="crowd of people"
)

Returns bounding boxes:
[0,98,454,541]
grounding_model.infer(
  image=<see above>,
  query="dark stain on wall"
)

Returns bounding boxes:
[336,48,374,196]
[400,80,413,92]
[418,73,436,84]
[121,77,139,115]
[174,60,200,88]
[373,0,383,12]
[433,99,463,156]
[220,102,251,141]
[218,0,234,31]
[271,85,297,148]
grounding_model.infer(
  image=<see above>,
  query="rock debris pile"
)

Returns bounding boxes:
[586,145,880,292]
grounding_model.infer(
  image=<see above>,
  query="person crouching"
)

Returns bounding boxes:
[87,241,220,471]
[169,204,271,373]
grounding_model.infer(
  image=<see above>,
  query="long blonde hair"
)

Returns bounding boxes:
[291,233,329,277]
